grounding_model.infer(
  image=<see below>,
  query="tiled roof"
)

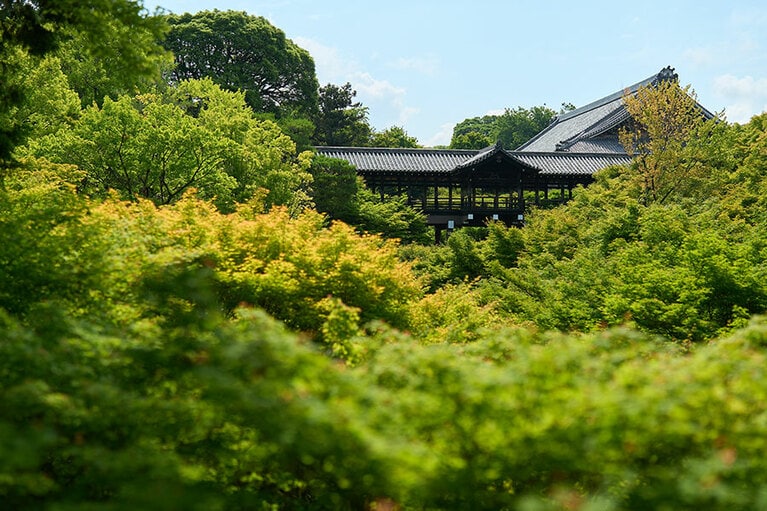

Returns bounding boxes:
[563,138,626,154]
[514,152,632,176]
[454,141,519,170]
[555,107,631,151]
[316,146,475,174]
[518,66,716,156]
[518,66,675,154]
[315,145,630,177]
[518,92,633,153]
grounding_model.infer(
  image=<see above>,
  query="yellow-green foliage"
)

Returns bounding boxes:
[408,283,501,344]
[8,287,767,510]
[0,166,421,340]
[6,83,767,511]
[26,78,313,212]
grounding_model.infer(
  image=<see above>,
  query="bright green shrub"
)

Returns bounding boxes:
[7,162,767,510]
[408,283,502,344]
[359,323,767,510]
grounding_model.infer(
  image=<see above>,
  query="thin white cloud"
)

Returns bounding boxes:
[352,71,406,99]
[390,55,440,76]
[353,72,420,131]
[425,122,455,148]
[397,106,419,127]
[683,47,714,67]
[728,7,767,29]
[293,36,354,83]
[293,37,420,133]
[713,74,767,123]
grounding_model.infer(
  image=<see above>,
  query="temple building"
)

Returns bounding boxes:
[315,66,713,237]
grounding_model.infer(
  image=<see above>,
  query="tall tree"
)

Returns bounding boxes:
[312,82,372,146]
[618,79,720,205]
[163,10,319,118]
[450,104,564,150]
[0,0,168,162]
[495,105,558,149]
[308,155,361,222]
[27,79,312,211]
[370,126,420,148]
[450,130,494,150]
[56,23,173,108]
[450,115,498,149]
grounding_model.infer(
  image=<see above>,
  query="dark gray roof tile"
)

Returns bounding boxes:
[517,66,689,154]
[316,146,475,173]
[316,145,630,177]
[513,152,631,176]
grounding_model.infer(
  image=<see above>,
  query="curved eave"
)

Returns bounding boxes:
[513,152,632,176]
[315,146,476,174]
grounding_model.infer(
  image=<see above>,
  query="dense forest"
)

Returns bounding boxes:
[4,2,767,510]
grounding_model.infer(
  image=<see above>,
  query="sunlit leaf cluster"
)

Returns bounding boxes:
[4,3,767,510]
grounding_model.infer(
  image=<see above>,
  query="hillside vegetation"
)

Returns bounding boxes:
[3,3,767,510]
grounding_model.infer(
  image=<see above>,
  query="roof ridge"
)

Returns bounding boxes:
[555,106,631,151]
[517,66,674,152]
[511,150,632,157]
[454,142,516,169]
[314,145,478,154]
[552,66,678,124]
[554,72,660,123]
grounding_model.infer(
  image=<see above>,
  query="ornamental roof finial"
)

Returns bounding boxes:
[658,66,678,82]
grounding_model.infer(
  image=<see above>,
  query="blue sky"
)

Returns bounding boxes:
[149,0,767,146]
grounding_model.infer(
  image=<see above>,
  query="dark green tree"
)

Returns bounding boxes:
[495,105,558,149]
[308,155,361,222]
[56,23,173,108]
[0,0,168,163]
[450,104,563,150]
[163,10,319,118]
[450,130,493,150]
[312,82,372,146]
[450,115,497,149]
[370,126,420,148]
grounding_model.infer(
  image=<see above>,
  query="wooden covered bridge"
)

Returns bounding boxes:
[316,67,708,239]
[316,143,629,231]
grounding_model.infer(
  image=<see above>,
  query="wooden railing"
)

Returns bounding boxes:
[407,195,524,214]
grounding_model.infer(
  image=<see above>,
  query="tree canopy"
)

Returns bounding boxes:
[163,10,319,119]
[0,0,169,162]
[370,125,420,148]
[311,82,372,146]
[6,165,767,509]
[6,5,767,509]
[450,104,566,150]
[25,78,313,212]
